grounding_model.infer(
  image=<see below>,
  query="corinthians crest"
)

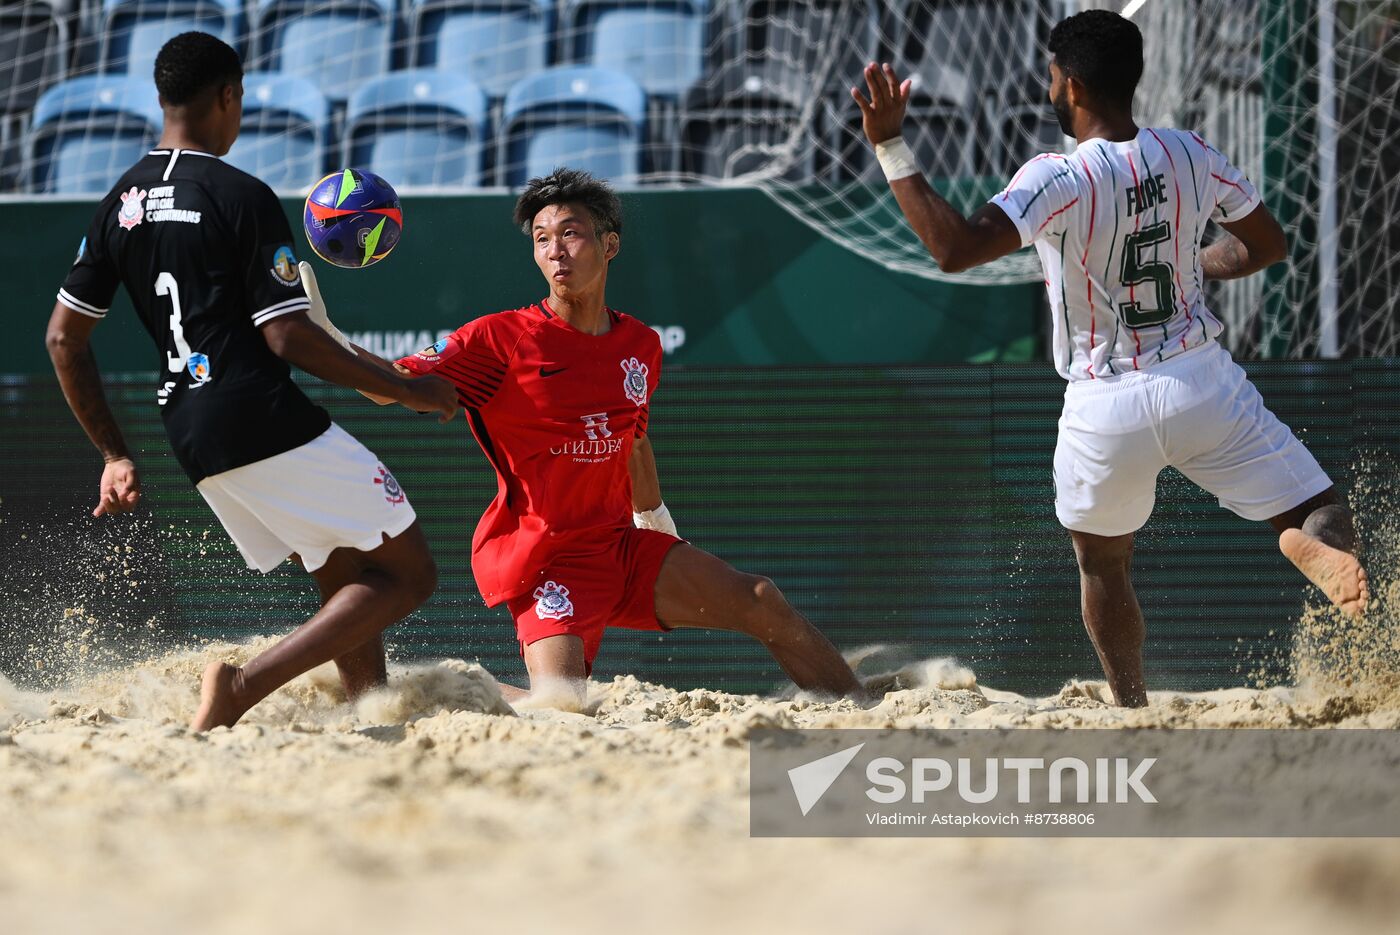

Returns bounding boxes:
[117,186,146,230]
[533,580,574,620]
[620,357,649,406]
[373,464,405,505]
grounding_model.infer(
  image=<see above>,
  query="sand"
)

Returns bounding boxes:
[3,633,1400,935]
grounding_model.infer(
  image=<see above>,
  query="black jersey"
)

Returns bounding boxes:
[58,149,330,484]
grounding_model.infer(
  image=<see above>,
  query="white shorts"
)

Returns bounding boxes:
[196,423,417,573]
[1054,341,1332,537]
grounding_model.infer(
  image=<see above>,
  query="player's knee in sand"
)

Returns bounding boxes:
[501,634,589,712]
[510,676,588,714]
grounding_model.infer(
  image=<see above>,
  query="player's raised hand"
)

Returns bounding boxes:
[94,457,141,517]
[398,373,459,423]
[851,62,913,148]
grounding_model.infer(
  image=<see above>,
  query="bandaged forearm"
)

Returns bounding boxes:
[317,317,355,354]
[876,137,920,182]
[633,502,678,537]
[298,260,356,354]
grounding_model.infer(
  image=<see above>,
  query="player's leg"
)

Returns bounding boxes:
[512,634,589,710]
[192,521,437,730]
[652,544,865,699]
[1053,379,1162,706]
[190,424,436,728]
[1270,489,1368,616]
[499,568,605,710]
[297,548,389,699]
[1068,530,1148,708]
[1169,350,1366,616]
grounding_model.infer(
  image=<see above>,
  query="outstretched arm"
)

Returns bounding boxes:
[629,435,662,512]
[852,63,1022,273]
[45,302,141,516]
[287,259,457,415]
[346,342,412,406]
[259,312,458,422]
[1201,203,1288,280]
[630,434,678,536]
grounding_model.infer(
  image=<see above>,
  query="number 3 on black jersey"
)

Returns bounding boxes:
[155,271,193,373]
[1118,221,1176,329]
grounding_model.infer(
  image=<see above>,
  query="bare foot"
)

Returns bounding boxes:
[191,661,247,731]
[1280,528,1370,617]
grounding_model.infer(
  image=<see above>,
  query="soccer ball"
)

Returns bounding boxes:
[303,169,403,269]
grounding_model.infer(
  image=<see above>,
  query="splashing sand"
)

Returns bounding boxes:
[3,629,1399,934]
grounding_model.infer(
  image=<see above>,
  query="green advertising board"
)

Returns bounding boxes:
[3,188,1040,374]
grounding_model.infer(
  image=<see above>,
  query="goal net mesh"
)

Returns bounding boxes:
[2,0,1396,356]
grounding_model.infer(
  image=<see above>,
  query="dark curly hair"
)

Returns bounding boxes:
[154,31,242,106]
[513,168,623,238]
[1047,10,1143,110]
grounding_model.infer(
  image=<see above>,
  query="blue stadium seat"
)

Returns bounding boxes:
[501,66,645,186]
[1,1,74,117]
[99,0,244,77]
[345,71,489,188]
[559,0,709,99]
[253,0,394,103]
[224,73,329,190]
[408,0,549,101]
[25,75,163,193]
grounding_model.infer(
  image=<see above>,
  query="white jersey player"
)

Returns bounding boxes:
[853,9,1368,707]
[993,128,1254,381]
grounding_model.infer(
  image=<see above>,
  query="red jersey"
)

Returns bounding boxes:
[398,301,662,606]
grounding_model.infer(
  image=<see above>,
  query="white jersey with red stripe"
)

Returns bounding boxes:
[990,127,1261,382]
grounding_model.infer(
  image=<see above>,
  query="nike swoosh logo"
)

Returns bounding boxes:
[539,366,567,377]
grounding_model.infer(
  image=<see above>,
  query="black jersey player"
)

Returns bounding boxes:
[44,32,459,730]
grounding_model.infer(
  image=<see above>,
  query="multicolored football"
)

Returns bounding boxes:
[303,169,403,269]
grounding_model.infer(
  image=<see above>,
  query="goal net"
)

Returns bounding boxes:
[748,0,1400,358]
[2,0,1396,356]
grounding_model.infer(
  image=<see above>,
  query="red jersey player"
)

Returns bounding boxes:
[314,168,865,706]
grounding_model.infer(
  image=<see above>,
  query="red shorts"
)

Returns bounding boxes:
[506,526,683,672]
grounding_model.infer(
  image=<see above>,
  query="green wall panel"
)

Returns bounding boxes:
[5,189,1039,373]
[2,361,1387,697]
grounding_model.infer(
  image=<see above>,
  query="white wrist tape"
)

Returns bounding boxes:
[323,321,355,355]
[633,502,678,537]
[299,260,356,355]
[875,137,920,182]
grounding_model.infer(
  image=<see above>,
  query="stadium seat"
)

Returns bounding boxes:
[677,62,815,182]
[25,75,163,193]
[99,0,244,77]
[500,66,646,186]
[345,71,489,188]
[253,0,395,103]
[224,73,329,190]
[559,0,710,99]
[990,98,1062,178]
[887,0,1045,103]
[733,0,876,90]
[1,1,74,117]
[832,92,974,183]
[408,0,550,102]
